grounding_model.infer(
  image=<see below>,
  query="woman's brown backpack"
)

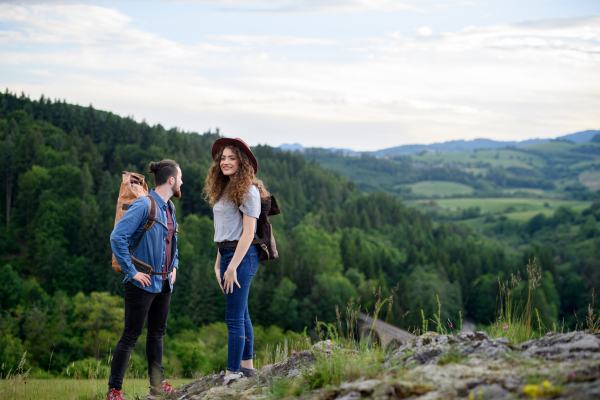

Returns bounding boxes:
[255,195,282,265]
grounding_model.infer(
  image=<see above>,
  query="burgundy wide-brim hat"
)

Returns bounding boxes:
[212,137,258,174]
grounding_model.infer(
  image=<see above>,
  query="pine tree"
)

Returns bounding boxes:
[2,118,19,228]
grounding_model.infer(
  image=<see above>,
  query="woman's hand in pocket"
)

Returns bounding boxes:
[223,267,241,294]
[215,265,225,293]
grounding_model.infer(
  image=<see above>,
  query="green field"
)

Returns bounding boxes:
[411,142,600,174]
[580,170,600,192]
[0,378,192,400]
[407,197,592,219]
[501,188,546,196]
[504,209,555,221]
[570,160,600,170]
[415,148,546,169]
[463,167,488,176]
[401,180,475,197]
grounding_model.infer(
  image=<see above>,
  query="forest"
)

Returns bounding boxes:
[0,90,597,378]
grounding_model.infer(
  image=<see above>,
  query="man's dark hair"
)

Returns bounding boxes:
[148,159,179,186]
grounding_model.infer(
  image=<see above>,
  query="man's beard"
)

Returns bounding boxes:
[172,184,182,198]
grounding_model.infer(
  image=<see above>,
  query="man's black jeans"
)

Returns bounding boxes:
[108,280,171,391]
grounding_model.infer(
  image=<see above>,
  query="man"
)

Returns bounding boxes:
[108,159,182,400]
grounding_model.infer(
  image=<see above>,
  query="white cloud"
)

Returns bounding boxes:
[4,0,426,13]
[0,4,230,72]
[376,17,600,65]
[435,1,477,8]
[211,35,337,46]
[415,26,433,37]
[0,4,599,149]
[164,0,426,13]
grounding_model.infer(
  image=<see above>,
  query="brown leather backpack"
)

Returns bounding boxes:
[255,194,282,265]
[111,171,172,275]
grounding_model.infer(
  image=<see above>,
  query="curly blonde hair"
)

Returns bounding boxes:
[203,144,270,207]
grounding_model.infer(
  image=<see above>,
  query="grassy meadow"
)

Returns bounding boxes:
[414,147,547,169]
[397,180,475,197]
[580,170,600,192]
[406,197,592,220]
[0,378,192,400]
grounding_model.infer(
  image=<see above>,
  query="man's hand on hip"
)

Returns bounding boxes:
[132,272,151,287]
[171,268,177,284]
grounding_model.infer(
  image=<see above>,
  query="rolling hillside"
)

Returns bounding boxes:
[280,129,600,156]
[299,139,600,197]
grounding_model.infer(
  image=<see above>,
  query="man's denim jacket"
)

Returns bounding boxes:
[110,189,179,293]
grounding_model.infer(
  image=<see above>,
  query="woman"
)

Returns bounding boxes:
[204,137,270,376]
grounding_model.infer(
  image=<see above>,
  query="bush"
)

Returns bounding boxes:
[0,334,28,375]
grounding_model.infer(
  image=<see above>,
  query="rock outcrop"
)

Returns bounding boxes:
[175,331,600,400]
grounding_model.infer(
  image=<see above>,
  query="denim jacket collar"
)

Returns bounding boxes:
[150,189,173,213]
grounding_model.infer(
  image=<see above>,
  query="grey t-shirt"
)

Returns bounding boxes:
[213,185,261,242]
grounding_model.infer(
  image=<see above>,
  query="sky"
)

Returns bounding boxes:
[1,0,599,151]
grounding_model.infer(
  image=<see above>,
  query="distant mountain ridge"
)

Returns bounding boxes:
[280,129,600,156]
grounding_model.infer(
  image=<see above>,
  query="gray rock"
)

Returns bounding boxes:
[260,350,316,380]
[222,372,243,386]
[519,331,600,360]
[175,331,600,400]
[384,330,512,367]
[286,368,302,379]
[339,378,380,392]
[468,384,509,400]
[313,340,338,353]
[335,391,362,400]
[501,377,521,390]
[563,379,600,400]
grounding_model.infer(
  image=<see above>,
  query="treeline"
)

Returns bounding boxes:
[0,90,577,376]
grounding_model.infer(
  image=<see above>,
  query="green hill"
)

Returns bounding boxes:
[302,140,600,201]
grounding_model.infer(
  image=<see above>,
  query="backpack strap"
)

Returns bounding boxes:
[255,233,271,267]
[129,195,158,255]
[128,195,173,276]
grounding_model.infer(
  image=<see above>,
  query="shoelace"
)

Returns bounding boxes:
[160,382,178,393]
[108,389,124,400]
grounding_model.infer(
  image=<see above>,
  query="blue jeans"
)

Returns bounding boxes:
[219,244,259,372]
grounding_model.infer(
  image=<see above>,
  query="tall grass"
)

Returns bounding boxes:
[256,329,314,369]
[487,258,542,343]
[258,288,395,393]
[585,289,600,332]
[307,289,395,389]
